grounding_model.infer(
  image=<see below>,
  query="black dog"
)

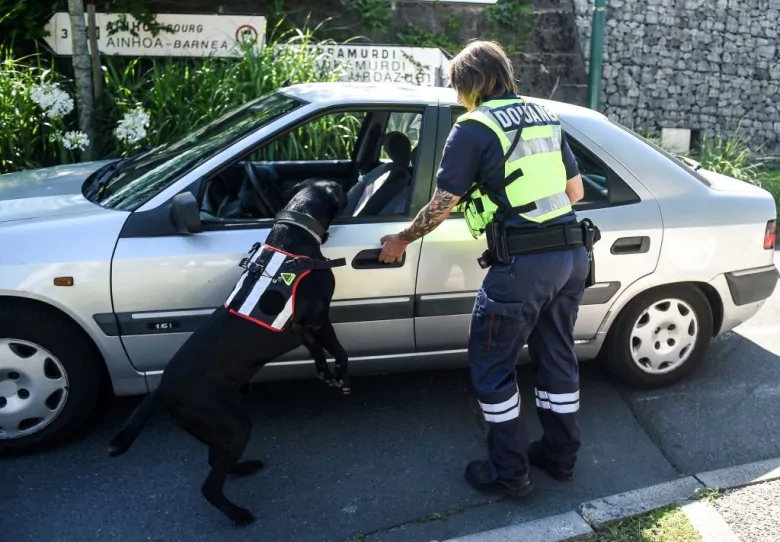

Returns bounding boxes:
[107,178,351,526]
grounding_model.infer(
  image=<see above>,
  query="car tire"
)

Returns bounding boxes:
[0,303,104,457]
[601,285,713,389]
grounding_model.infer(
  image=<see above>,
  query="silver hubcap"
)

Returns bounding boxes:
[0,339,69,439]
[630,298,698,374]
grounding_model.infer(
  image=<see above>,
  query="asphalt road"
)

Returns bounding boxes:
[2,254,779,542]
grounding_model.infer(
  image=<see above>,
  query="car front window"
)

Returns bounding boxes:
[84,91,304,211]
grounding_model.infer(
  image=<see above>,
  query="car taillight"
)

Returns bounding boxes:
[765,219,776,250]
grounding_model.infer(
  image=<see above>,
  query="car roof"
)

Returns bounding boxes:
[281,82,607,123]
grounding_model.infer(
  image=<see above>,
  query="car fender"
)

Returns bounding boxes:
[592,267,729,350]
[0,210,148,396]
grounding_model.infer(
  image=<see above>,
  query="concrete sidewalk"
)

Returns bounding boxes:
[436,456,780,542]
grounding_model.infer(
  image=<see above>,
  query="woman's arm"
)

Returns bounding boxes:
[397,188,461,243]
[565,174,584,204]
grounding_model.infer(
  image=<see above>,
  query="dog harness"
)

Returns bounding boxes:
[224,242,347,332]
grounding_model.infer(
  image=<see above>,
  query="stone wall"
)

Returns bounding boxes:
[573,0,780,153]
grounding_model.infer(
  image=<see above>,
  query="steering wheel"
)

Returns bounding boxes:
[244,161,277,217]
[255,164,285,209]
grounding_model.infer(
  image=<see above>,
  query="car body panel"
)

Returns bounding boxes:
[413,107,666,353]
[0,82,776,401]
[109,222,422,373]
[0,209,148,395]
[0,161,115,223]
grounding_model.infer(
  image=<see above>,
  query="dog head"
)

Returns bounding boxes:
[279,178,347,242]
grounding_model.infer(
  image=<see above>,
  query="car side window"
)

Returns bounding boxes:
[565,134,640,209]
[565,135,611,207]
[197,107,436,225]
[380,112,422,162]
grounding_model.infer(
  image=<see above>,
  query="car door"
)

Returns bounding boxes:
[109,103,439,378]
[414,104,663,354]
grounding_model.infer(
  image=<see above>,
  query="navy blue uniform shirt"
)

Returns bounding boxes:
[437,95,580,229]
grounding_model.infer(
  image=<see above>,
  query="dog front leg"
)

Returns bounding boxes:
[302,328,337,386]
[310,323,351,396]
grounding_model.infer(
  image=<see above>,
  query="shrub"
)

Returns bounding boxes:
[0,49,75,172]
[694,129,765,184]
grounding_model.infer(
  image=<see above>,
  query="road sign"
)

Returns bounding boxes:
[43,13,267,57]
[286,44,452,87]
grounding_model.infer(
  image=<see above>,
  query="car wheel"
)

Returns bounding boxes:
[602,285,713,389]
[0,304,103,457]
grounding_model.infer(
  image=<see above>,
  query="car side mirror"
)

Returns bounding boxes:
[170,192,203,234]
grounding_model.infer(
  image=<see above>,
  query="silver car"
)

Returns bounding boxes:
[1,82,777,456]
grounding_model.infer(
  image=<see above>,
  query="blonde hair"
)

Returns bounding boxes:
[449,40,518,110]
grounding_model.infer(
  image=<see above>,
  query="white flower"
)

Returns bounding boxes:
[62,131,90,151]
[114,107,151,145]
[29,82,75,119]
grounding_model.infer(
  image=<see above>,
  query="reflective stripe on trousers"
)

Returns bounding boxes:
[534,389,580,414]
[478,386,521,423]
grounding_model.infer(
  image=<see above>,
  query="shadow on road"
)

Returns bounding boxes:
[2,316,779,542]
[619,327,780,475]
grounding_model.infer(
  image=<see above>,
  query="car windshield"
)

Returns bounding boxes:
[84,91,304,211]
[610,120,712,187]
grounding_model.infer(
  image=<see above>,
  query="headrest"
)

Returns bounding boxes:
[383,131,412,167]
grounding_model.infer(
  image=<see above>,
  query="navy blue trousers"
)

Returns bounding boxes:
[468,245,589,481]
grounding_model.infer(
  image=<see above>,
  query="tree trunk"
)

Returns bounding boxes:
[68,0,95,161]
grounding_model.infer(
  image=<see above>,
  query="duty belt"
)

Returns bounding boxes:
[505,223,587,254]
[479,218,601,273]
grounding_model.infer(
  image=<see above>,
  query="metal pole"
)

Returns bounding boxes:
[587,0,607,111]
[87,4,103,101]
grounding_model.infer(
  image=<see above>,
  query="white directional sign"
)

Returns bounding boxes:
[296,44,452,87]
[43,13,267,57]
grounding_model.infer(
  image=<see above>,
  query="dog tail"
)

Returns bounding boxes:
[107,385,165,457]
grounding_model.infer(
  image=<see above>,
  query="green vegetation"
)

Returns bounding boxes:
[594,504,701,542]
[396,22,461,54]
[0,48,70,171]
[341,0,392,33]
[0,24,353,174]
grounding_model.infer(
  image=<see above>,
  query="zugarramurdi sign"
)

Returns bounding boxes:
[43,13,267,57]
[289,44,452,87]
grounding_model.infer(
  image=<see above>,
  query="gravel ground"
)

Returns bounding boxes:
[714,479,780,542]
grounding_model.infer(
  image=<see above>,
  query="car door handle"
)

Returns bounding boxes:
[351,249,406,269]
[610,236,651,255]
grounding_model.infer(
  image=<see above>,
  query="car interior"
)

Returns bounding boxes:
[197,109,423,223]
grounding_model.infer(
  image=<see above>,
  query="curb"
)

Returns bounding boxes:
[681,500,740,542]
[442,455,780,542]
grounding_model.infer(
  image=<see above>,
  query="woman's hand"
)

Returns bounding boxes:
[378,234,409,264]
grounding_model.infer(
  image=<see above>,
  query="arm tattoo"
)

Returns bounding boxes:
[398,188,459,243]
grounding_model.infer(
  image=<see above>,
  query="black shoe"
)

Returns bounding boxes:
[465,460,534,498]
[528,441,574,482]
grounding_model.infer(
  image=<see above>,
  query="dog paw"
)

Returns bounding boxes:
[230,508,256,527]
[231,460,265,476]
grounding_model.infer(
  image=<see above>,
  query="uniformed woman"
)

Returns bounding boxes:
[378,40,592,497]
